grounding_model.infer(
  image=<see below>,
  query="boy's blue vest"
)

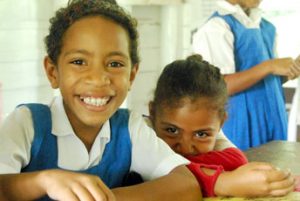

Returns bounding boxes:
[21,104,132,200]
[212,12,287,150]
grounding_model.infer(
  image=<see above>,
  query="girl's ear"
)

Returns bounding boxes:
[128,64,139,91]
[44,56,59,89]
[220,112,228,127]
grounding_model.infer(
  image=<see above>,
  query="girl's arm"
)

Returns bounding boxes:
[185,147,248,197]
[214,162,295,197]
[224,58,298,95]
[193,17,300,96]
[187,162,295,198]
[186,147,248,171]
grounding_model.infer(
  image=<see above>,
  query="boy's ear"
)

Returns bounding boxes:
[44,56,59,89]
[148,101,156,127]
[148,101,154,118]
[128,64,139,90]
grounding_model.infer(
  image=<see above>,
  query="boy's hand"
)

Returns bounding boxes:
[214,162,295,197]
[40,169,116,201]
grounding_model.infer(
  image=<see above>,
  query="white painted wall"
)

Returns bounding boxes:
[127,5,186,114]
[125,5,161,114]
[0,0,299,136]
[0,0,69,120]
[126,0,217,115]
[0,0,53,118]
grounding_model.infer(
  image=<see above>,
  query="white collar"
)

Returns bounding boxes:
[50,95,110,140]
[217,0,263,28]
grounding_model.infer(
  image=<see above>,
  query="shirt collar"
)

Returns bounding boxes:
[217,0,263,28]
[50,95,111,140]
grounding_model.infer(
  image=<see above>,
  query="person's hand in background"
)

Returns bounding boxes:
[294,175,300,192]
[289,55,300,80]
[263,58,299,79]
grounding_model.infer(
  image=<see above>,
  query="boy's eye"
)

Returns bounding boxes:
[195,131,208,138]
[108,61,124,68]
[70,59,85,65]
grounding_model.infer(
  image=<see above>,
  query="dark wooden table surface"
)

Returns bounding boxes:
[244,140,300,175]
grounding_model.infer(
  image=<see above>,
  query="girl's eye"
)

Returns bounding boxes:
[70,59,85,65]
[108,61,124,68]
[195,131,208,138]
[165,127,178,135]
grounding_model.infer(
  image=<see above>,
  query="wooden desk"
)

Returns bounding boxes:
[204,140,300,201]
[204,192,300,201]
[244,140,300,174]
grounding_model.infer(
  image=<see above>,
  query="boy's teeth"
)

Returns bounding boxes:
[81,97,109,106]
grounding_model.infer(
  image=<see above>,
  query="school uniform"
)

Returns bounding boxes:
[192,0,287,150]
[0,96,188,184]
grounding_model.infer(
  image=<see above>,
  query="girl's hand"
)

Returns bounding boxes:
[265,57,300,79]
[288,55,300,80]
[39,169,116,201]
[294,175,300,192]
[265,58,296,77]
[214,162,295,197]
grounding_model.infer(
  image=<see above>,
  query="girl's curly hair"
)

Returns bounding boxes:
[152,54,228,118]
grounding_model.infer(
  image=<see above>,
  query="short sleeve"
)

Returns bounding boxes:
[192,17,236,74]
[128,111,189,181]
[0,106,33,173]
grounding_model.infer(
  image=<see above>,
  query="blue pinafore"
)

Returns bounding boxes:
[21,104,132,200]
[212,12,287,150]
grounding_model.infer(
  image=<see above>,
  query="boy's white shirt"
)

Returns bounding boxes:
[0,96,189,181]
[192,0,265,74]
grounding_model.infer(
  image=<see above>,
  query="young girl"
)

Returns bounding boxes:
[149,54,295,197]
[0,1,201,200]
[192,0,300,150]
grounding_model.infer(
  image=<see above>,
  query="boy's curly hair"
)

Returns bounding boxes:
[45,0,139,66]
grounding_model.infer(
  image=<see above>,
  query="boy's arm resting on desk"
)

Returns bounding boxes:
[0,166,201,201]
[113,165,202,201]
[0,172,47,200]
[0,170,116,201]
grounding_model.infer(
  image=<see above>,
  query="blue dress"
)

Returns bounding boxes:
[212,12,287,150]
[21,104,132,200]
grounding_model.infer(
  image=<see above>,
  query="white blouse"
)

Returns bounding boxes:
[0,96,189,181]
[192,0,264,74]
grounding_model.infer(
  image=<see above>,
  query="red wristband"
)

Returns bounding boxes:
[187,162,224,197]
